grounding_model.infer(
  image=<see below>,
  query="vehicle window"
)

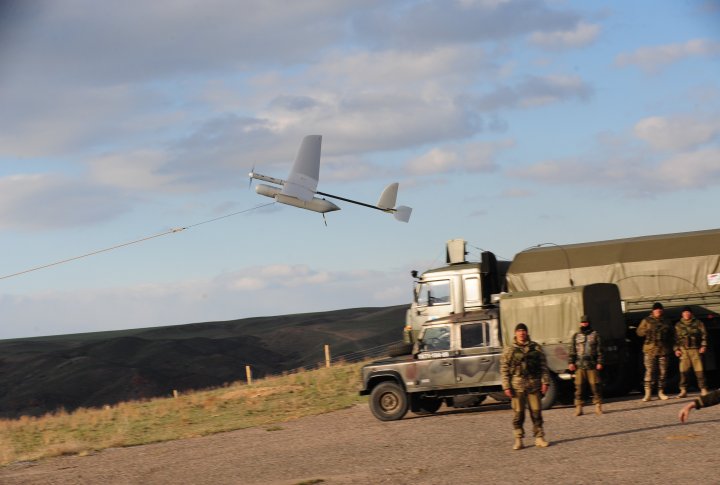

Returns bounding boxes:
[460,322,486,348]
[416,280,451,307]
[421,325,451,351]
[464,277,480,303]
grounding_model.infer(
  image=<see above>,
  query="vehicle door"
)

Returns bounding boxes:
[414,324,456,389]
[454,319,503,386]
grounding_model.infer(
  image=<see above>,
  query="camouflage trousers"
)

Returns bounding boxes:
[643,350,669,390]
[678,348,706,390]
[573,369,602,405]
[511,391,544,438]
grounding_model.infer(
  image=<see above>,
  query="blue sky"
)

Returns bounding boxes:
[1,0,719,339]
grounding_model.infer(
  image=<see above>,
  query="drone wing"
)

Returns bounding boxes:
[280,135,322,201]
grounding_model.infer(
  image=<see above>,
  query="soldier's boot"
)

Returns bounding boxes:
[642,386,652,402]
[658,390,669,400]
[535,437,550,448]
[595,403,603,415]
[513,437,524,450]
[697,372,707,396]
[574,405,583,416]
[676,388,687,399]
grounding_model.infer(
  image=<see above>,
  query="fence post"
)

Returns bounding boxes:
[325,344,331,368]
[246,365,253,385]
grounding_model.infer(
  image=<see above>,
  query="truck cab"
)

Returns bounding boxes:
[405,240,508,343]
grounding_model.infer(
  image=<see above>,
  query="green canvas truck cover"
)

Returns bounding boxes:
[499,284,625,372]
[506,229,720,311]
[499,284,626,344]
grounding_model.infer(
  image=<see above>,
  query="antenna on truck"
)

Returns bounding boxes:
[524,242,575,288]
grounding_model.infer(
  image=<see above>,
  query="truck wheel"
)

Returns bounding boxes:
[369,382,409,421]
[413,396,442,414]
[489,392,510,403]
[541,373,558,410]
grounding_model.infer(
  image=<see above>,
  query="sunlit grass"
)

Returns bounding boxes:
[0,361,367,466]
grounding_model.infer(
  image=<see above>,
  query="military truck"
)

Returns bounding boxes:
[506,228,720,387]
[360,283,624,421]
[400,230,720,399]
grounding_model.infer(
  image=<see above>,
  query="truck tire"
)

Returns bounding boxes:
[387,341,413,357]
[489,392,510,402]
[411,395,442,414]
[541,373,558,410]
[369,382,409,421]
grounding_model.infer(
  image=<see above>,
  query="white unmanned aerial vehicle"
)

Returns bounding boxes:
[248,135,412,222]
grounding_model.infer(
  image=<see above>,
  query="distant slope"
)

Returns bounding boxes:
[0,305,407,418]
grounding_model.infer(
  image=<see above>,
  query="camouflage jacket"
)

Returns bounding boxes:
[568,329,603,369]
[696,389,720,410]
[501,338,550,392]
[674,318,708,351]
[636,314,673,354]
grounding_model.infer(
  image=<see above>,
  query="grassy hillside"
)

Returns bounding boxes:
[0,362,368,466]
[0,305,406,418]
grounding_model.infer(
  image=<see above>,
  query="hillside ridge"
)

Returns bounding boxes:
[0,304,406,418]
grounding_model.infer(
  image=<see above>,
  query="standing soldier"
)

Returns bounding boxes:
[501,322,550,450]
[674,306,709,398]
[636,302,674,401]
[568,315,604,416]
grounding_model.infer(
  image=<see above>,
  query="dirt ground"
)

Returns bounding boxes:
[2,392,719,485]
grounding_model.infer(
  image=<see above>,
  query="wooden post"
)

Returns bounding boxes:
[246,365,253,385]
[325,344,331,368]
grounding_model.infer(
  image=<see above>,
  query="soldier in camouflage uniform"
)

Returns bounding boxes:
[636,302,674,401]
[568,315,604,416]
[501,322,550,450]
[674,306,709,398]
[679,388,720,422]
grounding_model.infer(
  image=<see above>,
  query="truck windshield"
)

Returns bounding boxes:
[416,280,451,307]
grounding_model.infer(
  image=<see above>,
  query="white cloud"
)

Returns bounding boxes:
[405,140,512,175]
[530,21,601,49]
[0,263,408,339]
[473,75,592,110]
[633,115,720,151]
[87,150,184,192]
[354,0,581,48]
[501,188,533,197]
[655,147,720,188]
[0,83,173,158]
[615,38,720,73]
[0,174,132,231]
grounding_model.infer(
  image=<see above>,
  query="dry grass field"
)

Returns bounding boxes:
[0,361,367,466]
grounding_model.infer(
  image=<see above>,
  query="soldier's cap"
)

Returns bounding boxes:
[515,323,528,332]
[652,302,664,310]
[682,306,692,313]
[580,315,589,323]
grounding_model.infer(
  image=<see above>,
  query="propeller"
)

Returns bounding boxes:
[248,165,255,190]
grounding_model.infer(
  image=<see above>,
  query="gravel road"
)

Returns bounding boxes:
[2,393,719,485]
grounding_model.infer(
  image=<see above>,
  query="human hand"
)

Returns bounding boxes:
[679,402,696,423]
[700,346,706,354]
[568,363,576,372]
[504,388,513,398]
[675,350,682,357]
[596,364,603,371]
[541,383,548,395]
